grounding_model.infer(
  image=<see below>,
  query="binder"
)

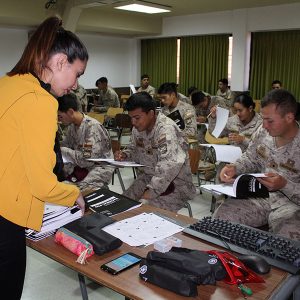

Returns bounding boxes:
[84,188,141,216]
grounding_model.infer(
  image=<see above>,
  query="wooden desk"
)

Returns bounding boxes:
[27,206,292,300]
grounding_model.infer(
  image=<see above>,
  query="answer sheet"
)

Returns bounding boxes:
[211,106,229,138]
[102,212,184,246]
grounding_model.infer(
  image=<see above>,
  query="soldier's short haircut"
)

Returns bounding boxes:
[191,91,206,106]
[57,93,78,112]
[261,89,297,117]
[125,92,156,113]
[218,78,228,85]
[271,79,282,86]
[157,82,177,95]
[141,74,149,80]
[234,93,255,109]
[95,77,108,86]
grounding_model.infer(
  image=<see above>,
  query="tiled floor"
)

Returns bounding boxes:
[21,168,213,300]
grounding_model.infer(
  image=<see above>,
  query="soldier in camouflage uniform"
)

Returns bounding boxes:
[214,89,300,241]
[137,74,156,98]
[191,91,228,143]
[114,92,196,212]
[158,82,197,138]
[208,93,262,152]
[216,78,233,107]
[57,94,114,191]
[94,77,120,112]
[70,84,88,113]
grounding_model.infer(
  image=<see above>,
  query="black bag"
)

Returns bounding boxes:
[63,213,122,255]
[139,247,226,297]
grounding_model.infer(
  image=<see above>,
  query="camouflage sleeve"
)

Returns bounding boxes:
[60,126,73,148]
[122,134,138,161]
[146,126,186,198]
[149,87,155,98]
[113,92,120,108]
[281,180,300,205]
[61,122,112,168]
[183,109,197,138]
[234,127,265,174]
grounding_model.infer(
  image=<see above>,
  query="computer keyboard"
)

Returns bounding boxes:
[183,216,300,274]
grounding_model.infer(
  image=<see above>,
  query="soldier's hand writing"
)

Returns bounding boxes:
[197,116,207,123]
[76,193,86,215]
[114,150,127,161]
[228,133,245,143]
[258,173,287,191]
[208,105,217,118]
[220,164,236,183]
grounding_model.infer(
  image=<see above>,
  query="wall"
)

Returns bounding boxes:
[78,33,140,88]
[0,27,28,75]
[159,3,300,91]
[0,28,139,89]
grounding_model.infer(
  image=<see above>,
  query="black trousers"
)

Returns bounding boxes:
[0,216,26,300]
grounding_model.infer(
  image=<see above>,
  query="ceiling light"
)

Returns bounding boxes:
[114,1,171,14]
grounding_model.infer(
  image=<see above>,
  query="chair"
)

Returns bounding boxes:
[104,108,124,137]
[114,113,132,143]
[120,94,130,108]
[183,148,201,218]
[254,99,261,113]
[86,112,105,124]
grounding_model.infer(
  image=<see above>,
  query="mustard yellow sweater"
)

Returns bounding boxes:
[0,74,79,230]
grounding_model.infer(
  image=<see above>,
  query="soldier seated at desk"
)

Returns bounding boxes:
[93,76,120,113]
[214,89,300,241]
[70,83,88,113]
[114,92,196,212]
[158,82,197,139]
[208,93,262,152]
[57,93,114,191]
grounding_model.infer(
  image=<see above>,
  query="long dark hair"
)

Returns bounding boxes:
[7,16,88,77]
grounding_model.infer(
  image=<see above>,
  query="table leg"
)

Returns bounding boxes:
[116,168,126,191]
[78,273,89,300]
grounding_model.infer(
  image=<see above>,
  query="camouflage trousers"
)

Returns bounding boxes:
[213,194,300,241]
[123,174,188,212]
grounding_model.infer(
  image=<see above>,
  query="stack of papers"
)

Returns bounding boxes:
[26,203,82,241]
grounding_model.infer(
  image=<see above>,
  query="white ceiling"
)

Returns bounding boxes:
[0,0,299,36]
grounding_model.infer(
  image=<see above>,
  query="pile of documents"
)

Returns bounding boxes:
[25,203,82,241]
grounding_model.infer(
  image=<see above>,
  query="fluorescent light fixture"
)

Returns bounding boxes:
[114,1,171,14]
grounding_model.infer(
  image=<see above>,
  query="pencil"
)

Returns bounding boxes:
[207,104,219,119]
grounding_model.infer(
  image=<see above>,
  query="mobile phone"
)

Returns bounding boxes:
[100,252,142,275]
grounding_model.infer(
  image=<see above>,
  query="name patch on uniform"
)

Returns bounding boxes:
[256,145,267,159]
[280,159,298,173]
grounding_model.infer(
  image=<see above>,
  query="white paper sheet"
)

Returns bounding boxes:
[102,213,184,246]
[211,106,229,138]
[87,158,144,167]
[200,144,242,163]
[129,84,137,94]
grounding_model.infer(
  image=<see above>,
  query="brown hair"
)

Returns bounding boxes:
[7,16,88,77]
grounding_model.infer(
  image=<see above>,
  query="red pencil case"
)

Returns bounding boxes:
[55,227,94,264]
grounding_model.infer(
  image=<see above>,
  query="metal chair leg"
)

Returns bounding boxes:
[184,201,193,218]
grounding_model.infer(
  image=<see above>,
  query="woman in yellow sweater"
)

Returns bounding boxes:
[0,17,88,299]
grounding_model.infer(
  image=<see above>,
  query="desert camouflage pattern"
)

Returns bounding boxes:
[162,100,197,138]
[209,112,262,152]
[94,86,120,112]
[61,114,114,191]
[123,113,196,212]
[216,88,233,107]
[137,85,156,98]
[214,125,300,240]
[70,84,88,112]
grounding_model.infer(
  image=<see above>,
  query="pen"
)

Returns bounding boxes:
[207,104,219,118]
